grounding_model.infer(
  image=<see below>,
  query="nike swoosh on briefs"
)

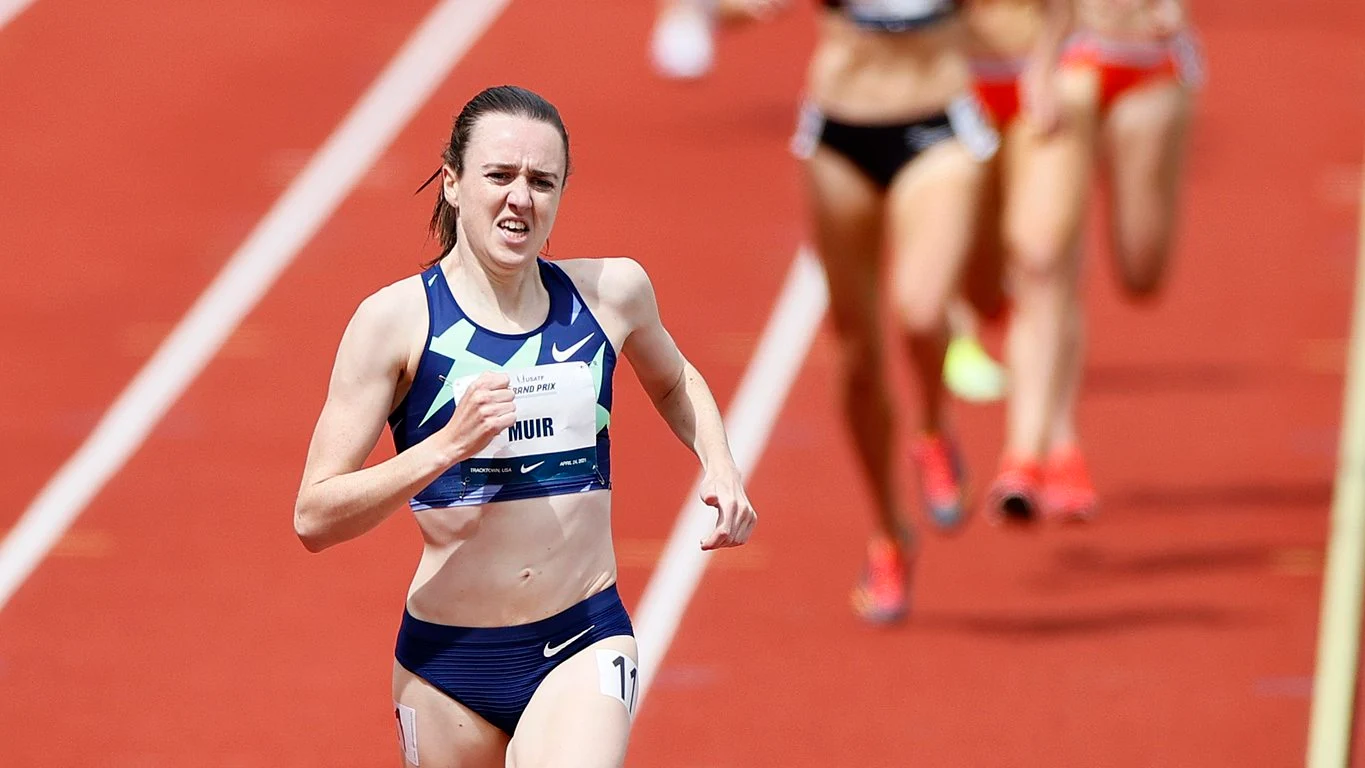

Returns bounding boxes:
[550,333,594,362]
[543,625,595,657]
[521,461,545,474]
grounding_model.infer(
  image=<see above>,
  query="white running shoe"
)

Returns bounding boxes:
[650,2,716,80]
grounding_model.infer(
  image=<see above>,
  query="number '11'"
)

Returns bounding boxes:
[612,655,638,713]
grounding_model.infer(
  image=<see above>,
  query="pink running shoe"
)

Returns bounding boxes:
[1043,444,1098,522]
[911,433,968,532]
[850,536,913,624]
[986,455,1044,524]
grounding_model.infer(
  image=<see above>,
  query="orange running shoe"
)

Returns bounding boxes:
[850,535,914,624]
[1043,444,1098,522]
[911,433,968,531]
[986,455,1044,524]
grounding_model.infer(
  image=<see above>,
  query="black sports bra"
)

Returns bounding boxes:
[821,0,959,32]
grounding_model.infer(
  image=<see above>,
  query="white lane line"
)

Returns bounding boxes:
[0,0,511,613]
[1305,146,1365,768]
[0,0,38,31]
[634,245,828,710]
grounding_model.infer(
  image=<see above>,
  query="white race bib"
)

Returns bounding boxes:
[444,362,600,494]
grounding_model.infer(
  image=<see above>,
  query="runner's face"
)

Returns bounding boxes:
[449,113,566,269]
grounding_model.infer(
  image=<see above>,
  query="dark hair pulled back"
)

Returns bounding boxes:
[424,85,571,263]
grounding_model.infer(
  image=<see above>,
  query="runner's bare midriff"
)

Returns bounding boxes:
[1075,0,1186,41]
[965,0,1046,61]
[807,12,972,123]
[405,489,617,627]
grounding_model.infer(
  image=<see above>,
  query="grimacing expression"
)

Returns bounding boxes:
[444,113,567,266]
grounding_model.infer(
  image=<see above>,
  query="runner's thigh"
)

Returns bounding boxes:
[393,661,508,768]
[505,635,638,768]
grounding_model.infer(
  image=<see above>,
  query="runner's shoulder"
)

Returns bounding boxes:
[345,274,427,356]
[554,257,654,314]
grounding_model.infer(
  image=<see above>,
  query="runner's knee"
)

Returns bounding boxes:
[1007,232,1073,293]
[893,283,950,336]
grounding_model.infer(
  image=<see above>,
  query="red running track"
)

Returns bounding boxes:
[0,0,1360,765]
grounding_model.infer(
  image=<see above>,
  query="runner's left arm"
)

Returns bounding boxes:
[608,258,757,550]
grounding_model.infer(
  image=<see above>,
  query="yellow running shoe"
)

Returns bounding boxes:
[943,334,1007,403]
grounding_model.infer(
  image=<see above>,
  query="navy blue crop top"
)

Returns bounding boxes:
[388,259,616,510]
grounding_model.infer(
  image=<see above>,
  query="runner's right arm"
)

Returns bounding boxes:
[293,284,514,552]
[1022,0,1075,133]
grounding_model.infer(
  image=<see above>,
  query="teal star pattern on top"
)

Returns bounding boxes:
[589,340,609,432]
[419,319,543,427]
[417,318,611,431]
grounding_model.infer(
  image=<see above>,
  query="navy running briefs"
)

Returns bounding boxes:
[394,585,634,735]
